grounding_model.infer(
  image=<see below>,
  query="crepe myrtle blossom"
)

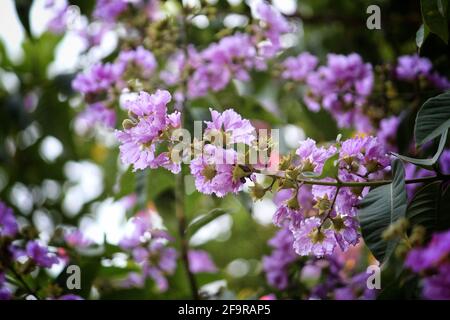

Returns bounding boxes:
[93,0,132,23]
[263,227,298,290]
[205,108,257,146]
[281,52,319,82]
[0,201,18,238]
[119,214,178,292]
[271,136,388,257]
[25,241,59,268]
[117,46,158,78]
[378,116,400,153]
[64,230,92,249]
[75,102,116,132]
[116,90,182,173]
[188,250,217,274]
[292,217,337,257]
[406,230,450,299]
[72,62,122,95]
[254,1,290,58]
[190,145,244,197]
[302,53,374,131]
[395,54,450,90]
[186,34,263,98]
[0,272,12,300]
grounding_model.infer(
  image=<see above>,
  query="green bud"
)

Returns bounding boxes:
[232,165,247,183]
[122,119,136,130]
[250,183,266,200]
[286,194,300,209]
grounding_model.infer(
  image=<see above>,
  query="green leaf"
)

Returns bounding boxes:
[358,159,407,263]
[421,0,449,43]
[392,129,448,169]
[186,208,228,238]
[415,90,450,146]
[407,181,450,236]
[302,153,339,179]
[416,24,430,49]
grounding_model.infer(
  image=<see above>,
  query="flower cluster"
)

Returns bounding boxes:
[118,212,177,292]
[262,227,298,290]
[116,90,182,173]
[254,2,291,58]
[263,230,377,299]
[274,136,389,257]
[395,54,450,90]
[161,2,289,99]
[190,108,257,197]
[72,46,159,131]
[0,202,72,300]
[405,230,450,299]
[281,53,375,132]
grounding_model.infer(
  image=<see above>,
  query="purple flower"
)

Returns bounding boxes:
[378,116,400,152]
[45,0,70,34]
[64,230,92,249]
[117,46,157,78]
[72,63,121,95]
[75,102,116,132]
[303,53,373,131]
[190,145,243,197]
[93,0,131,22]
[188,250,217,274]
[406,230,450,273]
[255,2,290,57]
[282,52,318,81]
[205,108,256,145]
[406,230,450,299]
[332,215,360,251]
[263,227,297,290]
[119,213,178,292]
[334,272,377,300]
[119,215,152,250]
[26,241,59,268]
[296,138,337,174]
[428,72,450,90]
[0,272,12,300]
[339,136,389,177]
[0,201,18,238]
[422,264,450,300]
[116,90,182,173]
[396,54,432,81]
[292,217,336,257]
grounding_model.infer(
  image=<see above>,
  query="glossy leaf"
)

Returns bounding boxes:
[358,159,407,263]
[415,90,450,146]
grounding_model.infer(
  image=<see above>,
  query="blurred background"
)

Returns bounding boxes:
[0,0,449,299]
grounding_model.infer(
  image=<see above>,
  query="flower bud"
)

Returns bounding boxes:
[122,119,136,130]
[250,183,266,200]
[287,193,300,209]
[232,165,247,183]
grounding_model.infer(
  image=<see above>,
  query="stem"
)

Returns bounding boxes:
[175,3,199,300]
[7,266,40,300]
[175,165,199,300]
[258,171,449,188]
[320,187,340,228]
